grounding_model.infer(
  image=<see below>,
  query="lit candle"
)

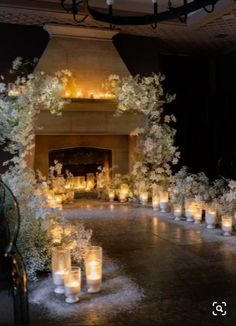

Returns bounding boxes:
[173,203,182,221]
[119,184,129,203]
[140,191,148,205]
[159,191,169,212]
[52,246,71,294]
[221,215,233,236]
[152,184,160,211]
[76,89,83,98]
[53,270,66,288]
[152,198,159,211]
[85,246,102,293]
[205,208,217,229]
[185,199,195,222]
[86,261,101,293]
[193,205,202,224]
[64,267,81,303]
[108,189,115,202]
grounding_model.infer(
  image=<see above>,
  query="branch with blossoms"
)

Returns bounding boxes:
[0,58,92,280]
[105,73,180,190]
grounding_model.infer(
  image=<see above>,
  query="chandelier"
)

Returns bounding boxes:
[60,0,218,28]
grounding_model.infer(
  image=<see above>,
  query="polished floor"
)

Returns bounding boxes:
[1,200,236,326]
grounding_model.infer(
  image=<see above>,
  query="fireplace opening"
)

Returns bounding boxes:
[49,147,112,178]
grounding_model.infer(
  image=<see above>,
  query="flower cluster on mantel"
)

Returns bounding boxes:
[0,58,92,280]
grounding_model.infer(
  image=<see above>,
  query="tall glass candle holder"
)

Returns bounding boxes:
[119,184,129,202]
[108,189,115,202]
[152,185,160,211]
[64,267,81,303]
[140,191,148,205]
[185,198,195,222]
[85,246,102,293]
[173,203,182,221]
[221,215,233,236]
[159,190,169,212]
[205,202,217,229]
[193,204,202,224]
[52,246,71,294]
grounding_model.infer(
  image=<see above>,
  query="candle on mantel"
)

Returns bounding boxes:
[221,215,233,236]
[64,267,81,303]
[85,246,102,293]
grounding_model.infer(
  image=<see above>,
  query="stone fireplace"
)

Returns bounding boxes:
[33,24,145,178]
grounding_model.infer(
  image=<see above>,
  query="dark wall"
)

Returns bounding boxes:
[0,23,236,179]
[0,24,49,172]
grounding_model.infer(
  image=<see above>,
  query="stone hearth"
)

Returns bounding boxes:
[31,24,145,176]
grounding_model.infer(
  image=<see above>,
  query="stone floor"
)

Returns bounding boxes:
[2,199,236,326]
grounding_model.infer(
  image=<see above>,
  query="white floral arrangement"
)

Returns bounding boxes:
[105,73,180,191]
[0,58,92,280]
[220,180,236,215]
[170,167,210,203]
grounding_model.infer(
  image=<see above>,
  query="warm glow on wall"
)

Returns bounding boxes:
[62,76,116,100]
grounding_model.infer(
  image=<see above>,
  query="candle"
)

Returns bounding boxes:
[173,204,182,220]
[52,246,71,294]
[108,190,115,202]
[152,198,159,211]
[184,199,195,222]
[119,184,129,203]
[221,215,233,236]
[152,185,160,211]
[140,192,148,205]
[64,267,81,303]
[185,208,194,222]
[193,205,202,224]
[205,209,217,229]
[159,190,169,212]
[53,270,65,286]
[86,261,102,293]
[85,246,102,293]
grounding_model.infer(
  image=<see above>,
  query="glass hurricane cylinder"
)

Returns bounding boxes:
[159,190,169,212]
[173,203,182,221]
[152,185,160,211]
[205,202,217,229]
[108,189,115,202]
[52,246,71,294]
[64,267,81,303]
[140,191,148,205]
[193,205,202,224]
[184,198,195,222]
[119,184,129,202]
[85,246,102,293]
[221,215,233,236]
